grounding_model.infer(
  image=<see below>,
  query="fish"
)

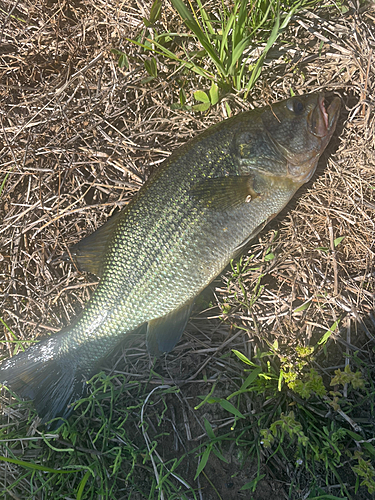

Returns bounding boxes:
[0,93,340,428]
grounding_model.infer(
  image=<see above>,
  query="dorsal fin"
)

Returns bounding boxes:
[67,211,122,277]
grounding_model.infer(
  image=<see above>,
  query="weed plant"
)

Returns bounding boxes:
[115,0,320,111]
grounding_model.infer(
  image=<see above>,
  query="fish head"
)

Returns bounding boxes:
[261,93,341,184]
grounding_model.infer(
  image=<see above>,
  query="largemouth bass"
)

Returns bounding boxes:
[0,93,340,427]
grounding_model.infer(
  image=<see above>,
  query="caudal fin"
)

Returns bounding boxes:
[0,333,87,429]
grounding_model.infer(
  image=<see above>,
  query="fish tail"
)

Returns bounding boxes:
[0,332,88,429]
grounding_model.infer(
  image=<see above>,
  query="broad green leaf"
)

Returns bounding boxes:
[194,90,210,103]
[111,49,129,69]
[209,82,219,105]
[334,236,345,247]
[206,397,219,404]
[192,102,210,112]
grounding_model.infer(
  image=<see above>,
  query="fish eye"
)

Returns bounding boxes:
[287,98,304,115]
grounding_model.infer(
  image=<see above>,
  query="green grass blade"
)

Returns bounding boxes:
[127,37,213,80]
[195,0,215,36]
[218,11,235,68]
[231,0,247,49]
[0,171,12,198]
[218,399,245,418]
[170,0,195,24]
[245,11,280,97]
[252,0,273,32]
[76,470,93,500]
[232,349,259,367]
[317,318,340,346]
[170,0,225,74]
[0,316,16,340]
[228,34,252,75]
[194,445,211,479]
[0,455,81,474]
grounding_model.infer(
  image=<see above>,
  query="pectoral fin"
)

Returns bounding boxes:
[65,211,122,277]
[190,175,259,211]
[146,299,195,356]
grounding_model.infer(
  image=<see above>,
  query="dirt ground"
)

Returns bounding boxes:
[1,0,375,498]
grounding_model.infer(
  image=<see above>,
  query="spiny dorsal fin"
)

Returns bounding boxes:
[190,175,259,211]
[67,211,122,278]
[146,299,195,357]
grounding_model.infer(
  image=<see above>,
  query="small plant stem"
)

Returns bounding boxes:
[327,215,339,295]
[323,395,362,433]
[345,318,351,398]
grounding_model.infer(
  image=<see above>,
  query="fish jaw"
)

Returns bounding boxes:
[310,93,341,139]
[286,94,341,184]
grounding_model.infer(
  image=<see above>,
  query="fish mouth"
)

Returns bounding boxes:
[288,94,341,184]
[309,93,341,138]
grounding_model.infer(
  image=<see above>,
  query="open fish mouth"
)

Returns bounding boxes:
[310,93,341,137]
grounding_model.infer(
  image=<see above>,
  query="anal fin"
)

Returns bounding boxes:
[146,299,195,357]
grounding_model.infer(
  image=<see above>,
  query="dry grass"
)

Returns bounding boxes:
[0,0,375,498]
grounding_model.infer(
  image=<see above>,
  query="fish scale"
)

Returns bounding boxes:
[0,93,340,427]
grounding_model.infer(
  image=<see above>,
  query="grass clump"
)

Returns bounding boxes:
[1,374,198,499]
[116,0,322,110]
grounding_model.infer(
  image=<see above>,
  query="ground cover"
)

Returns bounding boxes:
[0,0,375,498]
